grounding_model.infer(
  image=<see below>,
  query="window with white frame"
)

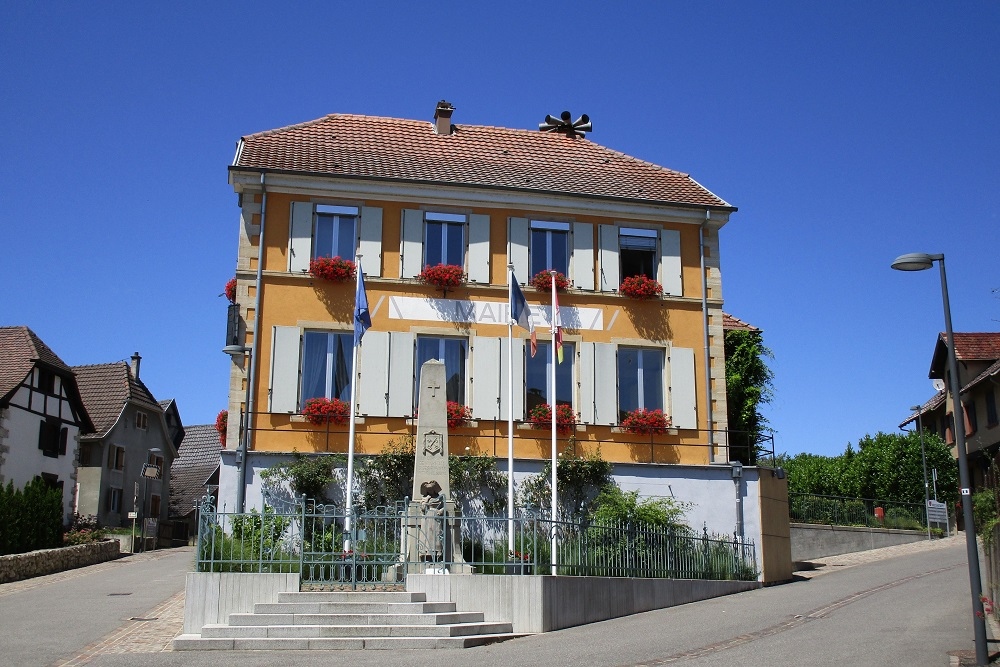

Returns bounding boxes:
[619,228,658,280]
[313,205,358,260]
[617,347,665,421]
[530,221,570,278]
[107,487,123,513]
[301,331,353,405]
[423,212,466,267]
[414,336,468,406]
[525,341,575,415]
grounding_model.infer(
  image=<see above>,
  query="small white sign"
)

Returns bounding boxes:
[127,511,137,519]
[961,488,971,496]
[926,500,948,524]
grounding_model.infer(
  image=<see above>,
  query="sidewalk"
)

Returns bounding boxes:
[794,534,964,579]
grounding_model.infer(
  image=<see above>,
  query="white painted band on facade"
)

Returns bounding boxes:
[388,296,604,330]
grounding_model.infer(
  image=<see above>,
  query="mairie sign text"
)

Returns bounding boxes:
[387,296,604,330]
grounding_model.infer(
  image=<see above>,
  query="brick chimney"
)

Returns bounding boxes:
[434,100,455,135]
[130,352,141,379]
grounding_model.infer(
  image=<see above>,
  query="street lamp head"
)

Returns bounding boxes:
[223,344,250,357]
[910,405,921,412]
[891,252,943,272]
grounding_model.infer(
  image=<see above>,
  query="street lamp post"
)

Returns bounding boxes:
[892,252,987,665]
[910,405,932,540]
[223,344,252,513]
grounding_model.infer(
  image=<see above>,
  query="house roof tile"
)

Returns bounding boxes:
[233,114,733,210]
[72,362,164,438]
[0,326,72,401]
[722,313,760,332]
[169,424,220,518]
[929,332,1000,379]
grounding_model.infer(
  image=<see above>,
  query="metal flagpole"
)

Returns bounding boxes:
[507,265,516,555]
[549,270,558,575]
[344,256,364,550]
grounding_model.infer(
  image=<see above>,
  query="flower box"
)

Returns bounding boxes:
[309,256,356,283]
[417,263,467,290]
[620,408,671,434]
[301,397,351,425]
[224,278,237,303]
[619,274,663,299]
[214,410,228,445]
[528,403,577,435]
[529,270,570,291]
[446,401,473,429]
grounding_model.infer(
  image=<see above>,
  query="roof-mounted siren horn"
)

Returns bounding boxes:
[539,110,592,138]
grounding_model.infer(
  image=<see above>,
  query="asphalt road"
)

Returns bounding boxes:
[0,538,982,667]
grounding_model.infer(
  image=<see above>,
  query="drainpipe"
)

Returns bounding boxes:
[237,173,266,513]
[700,212,715,463]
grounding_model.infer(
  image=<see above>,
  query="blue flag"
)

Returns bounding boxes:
[510,277,532,332]
[354,269,371,346]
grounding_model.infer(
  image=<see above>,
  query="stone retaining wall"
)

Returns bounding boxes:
[790,522,926,562]
[0,540,120,584]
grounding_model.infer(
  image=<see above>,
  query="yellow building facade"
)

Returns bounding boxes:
[224,105,737,494]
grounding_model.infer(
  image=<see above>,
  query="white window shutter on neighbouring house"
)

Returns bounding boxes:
[579,343,595,424]
[572,222,594,290]
[594,343,618,425]
[289,202,314,273]
[400,209,424,279]
[269,326,301,413]
[467,214,491,284]
[499,337,525,421]
[471,336,501,420]
[669,346,697,430]
[387,332,415,417]
[508,217,529,282]
[358,207,383,277]
[598,224,619,292]
[660,229,682,296]
[358,331,389,416]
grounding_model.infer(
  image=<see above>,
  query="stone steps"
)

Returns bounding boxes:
[174,589,518,650]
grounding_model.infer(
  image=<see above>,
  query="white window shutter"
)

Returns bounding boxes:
[598,224,619,292]
[669,346,697,430]
[289,202,314,273]
[594,343,618,425]
[499,337,525,421]
[571,222,594,290]
[358,331,389,416]
[387,331,415,417]
[400,209,424,279]
[508,217,529,283]
[467,214,491,284]
[269,326,301,413]
[579,343,595,423]
[471,336,501,420]
[660,229,682,296]
[358,206,383,277]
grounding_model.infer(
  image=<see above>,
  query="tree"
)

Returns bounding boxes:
[725,328,775,464]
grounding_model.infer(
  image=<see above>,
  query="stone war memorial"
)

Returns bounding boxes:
[405,359,468,573]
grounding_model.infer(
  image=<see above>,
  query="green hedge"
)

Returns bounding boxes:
[0,478,65,555]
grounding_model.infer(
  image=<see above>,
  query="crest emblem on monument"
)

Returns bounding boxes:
[423,430,443,456]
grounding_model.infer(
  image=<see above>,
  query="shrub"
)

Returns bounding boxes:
[529,270,569,291]
[619,274,662,299]
[417,263,466,289]
[0,477,64,555]
[528,403,577,435]
[302,397,350,425]
[309,256,356,283]
[260,452,338,502]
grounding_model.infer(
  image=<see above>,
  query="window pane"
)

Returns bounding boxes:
[336,217,356,258]
[444,222,464,266]
[313,214,356,260]
[302,331,352,403]
[620,248,656,279]
[415,337,467,405]
[617,347,664,420]
[530,229,569,277]
[425,221,444,266]
[425,220,465,267]
[525,342,574,415]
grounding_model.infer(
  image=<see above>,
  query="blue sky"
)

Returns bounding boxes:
[2,2,997,457]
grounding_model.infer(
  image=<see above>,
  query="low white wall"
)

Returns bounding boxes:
[790,523,928,562]
[182,572,300,634]
[408,574,760,633]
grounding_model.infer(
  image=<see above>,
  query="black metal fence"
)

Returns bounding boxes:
[788,493,926,530]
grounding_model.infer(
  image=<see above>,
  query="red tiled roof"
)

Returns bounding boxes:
[73,362,163,438]
[722,313,760,332]
[0,326,72,402]
[232,114,733,210]
[930,332,1000,378]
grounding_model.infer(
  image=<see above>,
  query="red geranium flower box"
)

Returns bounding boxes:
[417,263,467,290]
[214,409,228,446]
[302,397,351,425]
[309,256,356,283]
[529,270,570,291]
[528,403,577,435]
[446,401,473,429]
[619,275,663,299]
[620,408,671,434]
[224,278,237,303]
